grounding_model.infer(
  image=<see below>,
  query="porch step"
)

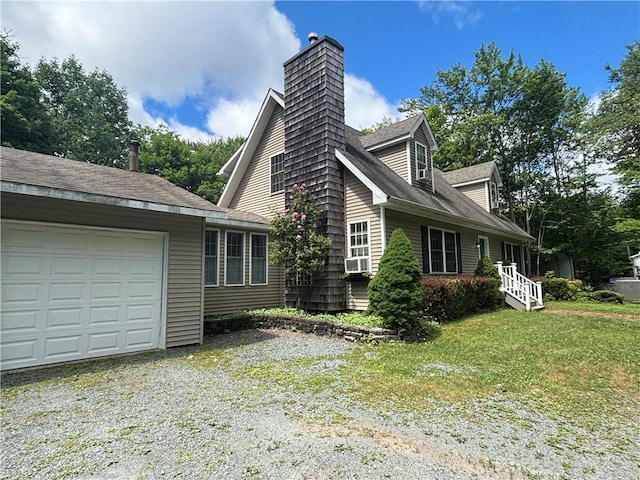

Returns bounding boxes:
[504,293,544,311]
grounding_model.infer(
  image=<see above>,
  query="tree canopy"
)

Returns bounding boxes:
[400,41,637,283]
[1,32,243,205]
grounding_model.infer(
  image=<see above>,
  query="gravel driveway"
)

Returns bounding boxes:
[1,329,638,480]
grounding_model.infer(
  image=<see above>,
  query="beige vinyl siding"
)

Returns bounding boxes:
[204,227,284,316]
[228,107,285,217]
[375,142,408,180]
[1,192,204,348]
[385,209,507,275]
[344,171,381,310]
[457,183,489,211]
[347,282,369,311]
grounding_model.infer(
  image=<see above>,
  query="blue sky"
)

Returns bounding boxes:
[3,1,639,141]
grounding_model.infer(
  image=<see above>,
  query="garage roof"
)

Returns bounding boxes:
[0,147,266,227]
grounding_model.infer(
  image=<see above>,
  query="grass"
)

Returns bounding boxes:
[350,309,638,421]
[240,306,639,431]
[545,300,640,316]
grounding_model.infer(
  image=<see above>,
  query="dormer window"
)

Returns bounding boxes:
[270,152,284,194]
[415,142,433,184]
[490,181,499,210]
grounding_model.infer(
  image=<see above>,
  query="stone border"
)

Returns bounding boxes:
[204,314,401,342]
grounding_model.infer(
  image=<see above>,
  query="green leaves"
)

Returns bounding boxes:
[268,184,331,307]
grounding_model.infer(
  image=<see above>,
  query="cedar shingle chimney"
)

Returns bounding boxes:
[283,34,346,311]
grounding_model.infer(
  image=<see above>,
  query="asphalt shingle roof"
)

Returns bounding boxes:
[441,161,497,186]
[1,146,223,212]
[341,127,530,239]
[359,114,423,149]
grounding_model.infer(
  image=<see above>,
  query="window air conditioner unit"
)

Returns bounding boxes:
[418,169,428,179]
[344,257,369,274]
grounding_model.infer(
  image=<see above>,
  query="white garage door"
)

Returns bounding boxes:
[1,221,165,370]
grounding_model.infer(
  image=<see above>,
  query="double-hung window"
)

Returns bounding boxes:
[250,234,268,285]
[347,220,370,272]
[225,232,245,285]
[204,230,218,286]
[415,142,432,182]
[429,227,458,274]
[270,152,285,194]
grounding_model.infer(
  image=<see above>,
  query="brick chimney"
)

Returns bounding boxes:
[283,34,346,312]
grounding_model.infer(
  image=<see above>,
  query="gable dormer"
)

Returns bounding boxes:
[359,114,438,194]
[442,161,503,213]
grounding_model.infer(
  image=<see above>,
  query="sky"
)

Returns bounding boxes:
[2,1,639,142]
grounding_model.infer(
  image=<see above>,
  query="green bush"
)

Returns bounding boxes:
[368,229,423,333]
[421,276,500,322]
[475,255,501,281]
[543,277,573,301]
[588,290,625,304]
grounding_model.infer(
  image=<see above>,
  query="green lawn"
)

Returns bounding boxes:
[242,305,640,431]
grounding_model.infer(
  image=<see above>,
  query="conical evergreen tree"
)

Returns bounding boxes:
[368,228,423,331]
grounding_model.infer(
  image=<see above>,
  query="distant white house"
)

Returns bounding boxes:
[632,252,640,280]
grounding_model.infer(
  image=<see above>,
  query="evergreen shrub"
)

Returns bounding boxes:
[368,229,423,333]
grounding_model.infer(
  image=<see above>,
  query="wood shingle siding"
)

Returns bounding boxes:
[228,108,285,217]
[1,193,204,348]
[283,36,346,311]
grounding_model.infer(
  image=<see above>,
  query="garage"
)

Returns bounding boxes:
[1,220,166,370]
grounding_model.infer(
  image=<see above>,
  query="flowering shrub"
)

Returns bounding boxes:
[269,183,331,309]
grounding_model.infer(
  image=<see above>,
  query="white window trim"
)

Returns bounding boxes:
[429,226,458,274]
[249,233,268,286]
[224,231,245,286]
[489,181,499,210]
[269,151,285,195]
[415,141,434,191]
[205,229,219,287]
[478,235,490,259]
[346,219,371,272]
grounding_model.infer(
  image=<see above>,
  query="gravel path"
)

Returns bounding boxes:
[1,329,638,480]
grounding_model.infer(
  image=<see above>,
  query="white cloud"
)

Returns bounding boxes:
[418,0,483,29]
[206,96,265,139]
[2,2,399,138]
[344,74,401,130]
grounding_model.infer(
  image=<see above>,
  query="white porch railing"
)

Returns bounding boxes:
[495,262,543,311]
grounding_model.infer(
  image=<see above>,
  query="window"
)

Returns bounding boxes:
[250,234,268,285]
[270,152,285,194]
[490,181,499,209]
[428,227,459,274]
[415,142,432,182]
[204,230,218,286]
[225,232,245,285]
[503,241,522,266]
[347,220,370,272]
[477,236,489,259]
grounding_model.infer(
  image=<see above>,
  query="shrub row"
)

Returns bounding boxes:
[420,276,500,322]
[535,276,626,303]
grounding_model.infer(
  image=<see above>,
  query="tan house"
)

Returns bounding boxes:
[217,34,539,312]
[0,146,279,370]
